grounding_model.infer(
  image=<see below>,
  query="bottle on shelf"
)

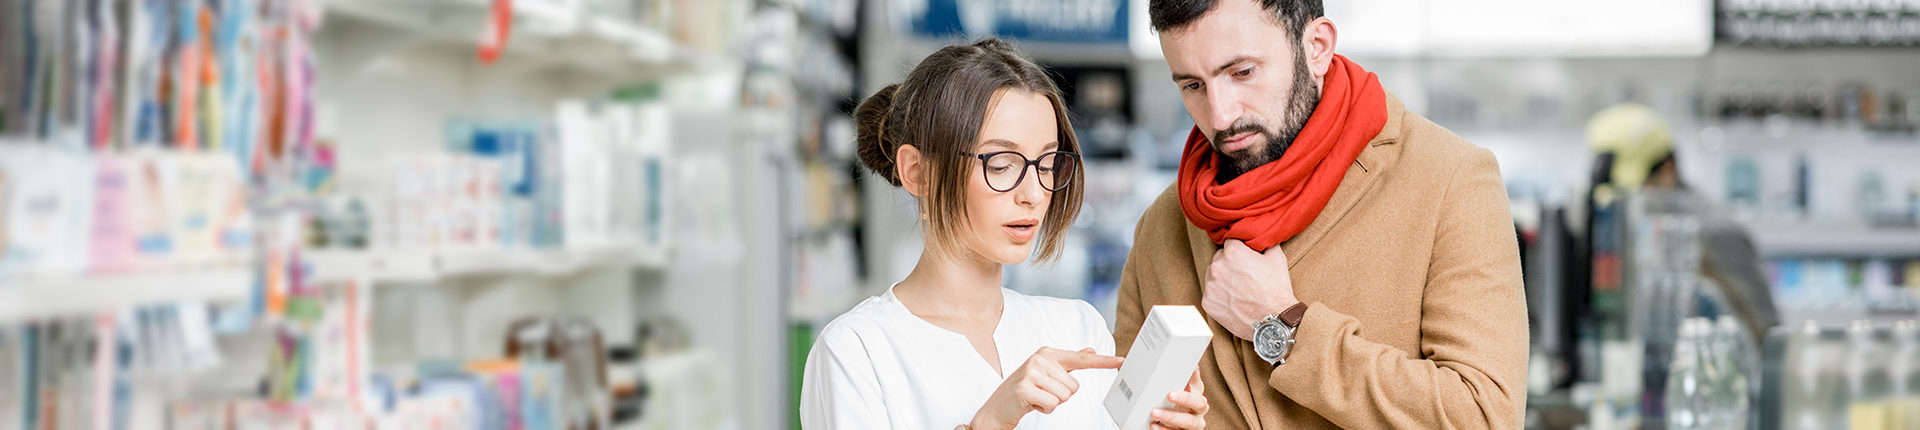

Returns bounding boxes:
[1847,320,1894,430]
[1889,320,1920,430]
[1787,320,1846,430]
[1713,317,1753,430]
[1667,318,1712,430]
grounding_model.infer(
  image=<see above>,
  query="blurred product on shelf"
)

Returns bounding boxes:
[1662,317,1754,430]
[308,98,671,258]
[0,0,320,180]
[144,312,721,429]
[505,317,610,430]
[1891,321,1920,429]
[2,0,324,281]
[1705,80,1920,133]
[1845,320,1893,430]
[0,147,254,280]
[1771,319,1920,430]
[0,147,98,278]
[0,305,232,429]
[1767,257,1920,322]
[1720,0,1920,47]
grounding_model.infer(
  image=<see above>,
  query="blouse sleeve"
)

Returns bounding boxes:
[800,324,894,429]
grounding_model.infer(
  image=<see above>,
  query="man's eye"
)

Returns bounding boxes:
[1182,81,1201,91]
[1235,67,1254,78]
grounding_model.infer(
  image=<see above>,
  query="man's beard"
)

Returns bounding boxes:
[1212,49,1322,184]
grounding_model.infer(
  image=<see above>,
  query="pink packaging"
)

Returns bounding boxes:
[90,155,139,273]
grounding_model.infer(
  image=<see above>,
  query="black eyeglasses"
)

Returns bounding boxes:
[970,151,1080,193]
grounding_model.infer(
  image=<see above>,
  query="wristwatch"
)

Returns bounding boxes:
[1252,303,1308,366]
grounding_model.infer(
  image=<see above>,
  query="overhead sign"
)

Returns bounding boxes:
[900,0,1128,44]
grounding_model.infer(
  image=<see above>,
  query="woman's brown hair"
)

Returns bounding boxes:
[854,37,1083,263]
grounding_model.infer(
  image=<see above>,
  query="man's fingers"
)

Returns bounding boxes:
[1053,349,1124,371]
[1152,405,1208,430]
[1263,243,1290,264]
[1223,239,1251,254]
[1186,370,1205,397]
[1168,388,1209,415]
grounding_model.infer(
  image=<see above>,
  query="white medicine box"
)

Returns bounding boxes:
[1105,305,1213,430]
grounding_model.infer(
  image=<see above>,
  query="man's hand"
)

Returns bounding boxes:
[1201,239,1300,341]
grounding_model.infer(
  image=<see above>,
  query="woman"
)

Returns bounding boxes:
[799,38,1209,430]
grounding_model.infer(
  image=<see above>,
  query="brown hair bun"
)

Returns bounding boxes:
[855,84,904,186]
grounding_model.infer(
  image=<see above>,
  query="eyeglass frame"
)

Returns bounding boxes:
[967,150,1082,193]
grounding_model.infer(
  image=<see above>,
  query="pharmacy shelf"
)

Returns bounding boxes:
[1750,224,1920,257]
[321,0,734,83]
[308,245,668,284]
[0,268,255,323]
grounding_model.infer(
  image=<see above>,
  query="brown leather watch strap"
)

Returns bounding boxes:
[1278,302,1308,328]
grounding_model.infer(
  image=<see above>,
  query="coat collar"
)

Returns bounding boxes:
[1183,91,1409,427]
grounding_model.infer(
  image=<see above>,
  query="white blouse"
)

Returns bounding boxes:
[800,285,1120,429]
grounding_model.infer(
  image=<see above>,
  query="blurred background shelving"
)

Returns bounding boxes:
[3,0,1920,429]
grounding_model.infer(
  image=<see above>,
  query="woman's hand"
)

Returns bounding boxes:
[1149,370,1210,430]
[967,347,1124,430]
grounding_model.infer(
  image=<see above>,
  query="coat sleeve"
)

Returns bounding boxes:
[800,324,894,429]
[1266,147,1530,429]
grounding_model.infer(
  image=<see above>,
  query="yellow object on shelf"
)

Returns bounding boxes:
[1850,401,1891,430]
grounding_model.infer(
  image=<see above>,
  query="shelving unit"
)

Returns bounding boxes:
[0,268,255,323]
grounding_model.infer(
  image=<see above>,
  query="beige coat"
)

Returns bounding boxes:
[1115,93,1529,429]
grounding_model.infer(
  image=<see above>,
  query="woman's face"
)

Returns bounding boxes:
[959,89,1061,266]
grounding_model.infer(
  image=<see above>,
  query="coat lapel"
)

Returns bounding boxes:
[1276,93,1408,267]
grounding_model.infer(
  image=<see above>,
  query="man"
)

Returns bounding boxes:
[1113,0,1529,428]
[1587,103,1780,342]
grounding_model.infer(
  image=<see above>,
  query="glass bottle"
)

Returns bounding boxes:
[1848,320,1892,430]
[1715,317,1752,430]
[1667,318,1711,430]
[1888,320,1920,430]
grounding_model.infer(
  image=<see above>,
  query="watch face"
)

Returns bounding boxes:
[1255,323,1285,358]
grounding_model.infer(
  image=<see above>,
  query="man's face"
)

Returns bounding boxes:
[1160,0,1321,183]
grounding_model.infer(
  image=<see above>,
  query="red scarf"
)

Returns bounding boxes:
[1178,55,1388,251]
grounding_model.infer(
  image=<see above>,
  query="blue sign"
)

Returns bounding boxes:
[906,0,1128,44]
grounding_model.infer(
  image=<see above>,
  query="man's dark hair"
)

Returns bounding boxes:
[1148,0,1323,39]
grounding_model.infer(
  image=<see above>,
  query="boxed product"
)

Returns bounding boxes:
[1105,305,1212,430]
[1,148,95,278]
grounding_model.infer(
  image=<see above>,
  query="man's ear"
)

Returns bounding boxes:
[896,144,927,197]
[1301,17,1338,80]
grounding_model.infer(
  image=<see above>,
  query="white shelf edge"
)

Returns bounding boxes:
[308,245,669,284]
[0,268,255,322]
[1749,224,1920,257]
[320,0,734,81]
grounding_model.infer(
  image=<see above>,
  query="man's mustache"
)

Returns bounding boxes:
[1212,120,1274,150]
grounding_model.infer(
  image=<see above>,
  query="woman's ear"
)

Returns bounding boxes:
[896,144,927,197]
